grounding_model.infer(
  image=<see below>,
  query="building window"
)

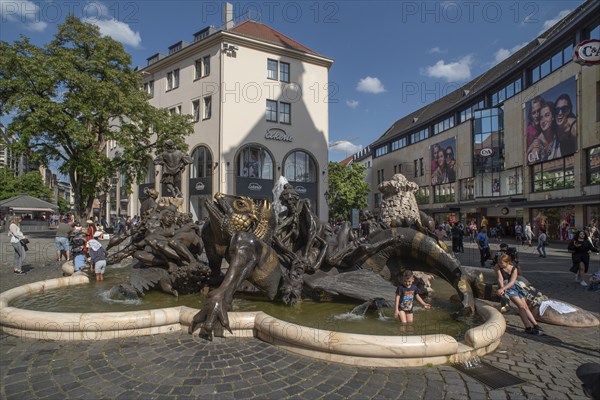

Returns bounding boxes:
[393,164,403,174]
[460,100,485,123]
[532,156,575,192]
[284,151,317,182]
[433,115,455,135]
[279,102,291,124]
[192,100,200,122]
[416,186,430,205]
[376,169,385,185]
[238,145,274,179]
[391,137,407,151]
[266,100,278,122]
[588,21,600,40]
[166,68,179,91]
[267,59,290,82]
[194,59,201,80]
[597,81,600,122]
[190,146,213,179]
[168,105,181,115]
[410,128,428,144]
[280,62,290,83]
[586,146,600,185]
[433,183,455,203]
[194,56,210,80]
[460,178,474,201]
[473,108,504,174]
[530,41,573,84]
[203,96,212,120]
[490,77,522,106]
[413,160,418,178]
[374,192,382,208]
[419,158,424,176]
[203,55,210,77]
[143,80,154,98]
[168,42,183,55]
[267,59,278,80]
[143,159,155,184]
[374,145,388,157]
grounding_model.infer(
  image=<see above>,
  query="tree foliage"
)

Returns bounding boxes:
[0,16,193,218]
[326,161,369,222]
[0,167,54,202]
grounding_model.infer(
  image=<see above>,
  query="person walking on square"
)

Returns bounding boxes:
[85,219,96,254]
[394,270,431,324]
[469,220,477,243]
[568,230,599,287]
[476,226,491,267]
[524,222,533,247]
[496,254,543,335]
[55,218,74,262]
[515,222,523,244]
[8,216,27,275]
[88,231,108,281]
[537,229,548,258]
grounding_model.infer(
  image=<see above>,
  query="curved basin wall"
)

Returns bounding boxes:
[0,276,504,367]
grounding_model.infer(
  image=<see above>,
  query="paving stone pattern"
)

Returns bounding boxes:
[1,230,599,399]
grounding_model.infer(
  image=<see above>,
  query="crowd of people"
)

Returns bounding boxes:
[53,216,108,280]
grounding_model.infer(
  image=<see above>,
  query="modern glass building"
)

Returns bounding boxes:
[369,0,599,240]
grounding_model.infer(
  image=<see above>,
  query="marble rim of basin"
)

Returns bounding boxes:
[0,276,503,367]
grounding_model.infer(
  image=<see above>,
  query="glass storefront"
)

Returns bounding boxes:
[236,145,275,200]
[530,206,576,241]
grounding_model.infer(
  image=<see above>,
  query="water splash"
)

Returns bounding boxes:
[335,298,392,321]
[99,290,143,305]
[462,355,482,369]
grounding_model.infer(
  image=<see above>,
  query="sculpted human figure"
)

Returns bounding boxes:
[140,188,159,218]
[154,140,192,198]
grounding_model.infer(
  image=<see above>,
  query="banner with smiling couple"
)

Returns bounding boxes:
[525,76,577,165]
[430,137,457,186]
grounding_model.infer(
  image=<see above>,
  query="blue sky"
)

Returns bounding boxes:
[1,0,584,162]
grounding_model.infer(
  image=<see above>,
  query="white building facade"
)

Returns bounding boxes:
[122,19,332,221]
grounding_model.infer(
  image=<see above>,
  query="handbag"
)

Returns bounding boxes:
[19,239,29,251]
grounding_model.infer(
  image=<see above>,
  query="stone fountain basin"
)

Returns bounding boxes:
[0,276,504,367]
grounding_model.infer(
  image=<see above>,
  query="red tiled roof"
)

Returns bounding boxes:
[229,21,320,56]
[338,156,354,166]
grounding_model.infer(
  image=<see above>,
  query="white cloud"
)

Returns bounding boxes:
[492,42,528,65]
[0,0,48,31]
[421,55,473,82]
[328,140,362,160]
[356,76,385,94]
[428,47,446,54]
[84,17,142,48]
[539,10,571,35]
[346,100,359,109]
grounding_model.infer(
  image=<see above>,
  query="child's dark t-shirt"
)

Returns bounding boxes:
[396,284,418,312]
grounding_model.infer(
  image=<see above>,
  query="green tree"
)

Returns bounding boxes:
[57,197,70,213]
[326,161,369,222]
[0,167,53,202]
[0,16,193,218]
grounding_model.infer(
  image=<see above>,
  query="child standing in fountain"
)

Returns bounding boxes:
[88,231,107,281]
[394,270,431,323]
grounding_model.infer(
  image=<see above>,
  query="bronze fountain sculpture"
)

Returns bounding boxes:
[108,147,477,340]
[109,143,598,339]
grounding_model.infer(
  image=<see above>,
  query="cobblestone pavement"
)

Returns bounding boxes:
[1,230,599,399]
